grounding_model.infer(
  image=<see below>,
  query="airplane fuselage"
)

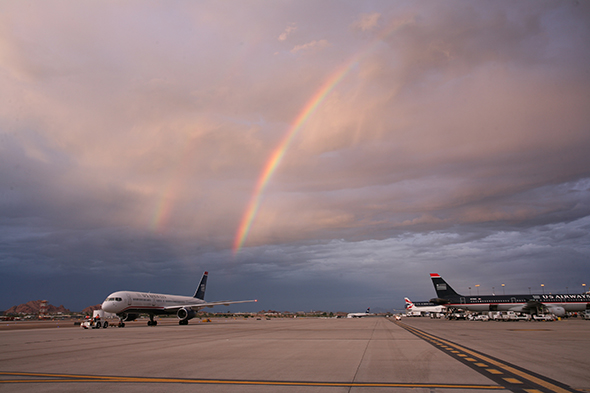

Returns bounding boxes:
[102,291,207,316]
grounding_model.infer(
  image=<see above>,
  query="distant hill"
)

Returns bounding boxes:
[82,304,102,315]
[5,300,70,315]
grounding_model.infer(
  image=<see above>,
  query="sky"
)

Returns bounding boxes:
[1,0,589,313]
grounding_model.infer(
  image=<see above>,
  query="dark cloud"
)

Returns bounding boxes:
[1,1,589,312]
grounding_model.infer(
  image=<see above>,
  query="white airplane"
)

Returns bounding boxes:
[101,271,257,327]
[347,308,372,318]
[404,297,445,315]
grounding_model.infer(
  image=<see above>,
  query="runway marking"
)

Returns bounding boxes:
[394,321,579,393]
[0,371,503,389]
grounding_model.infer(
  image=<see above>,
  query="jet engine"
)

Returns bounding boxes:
[177,307,196,324]
[545,305,565,317]
[120,313,139,322]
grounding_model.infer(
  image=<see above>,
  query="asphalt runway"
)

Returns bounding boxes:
[0,317,588,392]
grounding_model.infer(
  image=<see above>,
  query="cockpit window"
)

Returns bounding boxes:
[106,297,123,302]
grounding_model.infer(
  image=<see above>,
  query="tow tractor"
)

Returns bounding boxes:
[81,310,109,329]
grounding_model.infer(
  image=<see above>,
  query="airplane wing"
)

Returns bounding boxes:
[163,299,257,311]
[523,299,543,313]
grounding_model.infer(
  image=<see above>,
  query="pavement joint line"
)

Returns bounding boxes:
[0,372,504,389]
[394,321,579,393]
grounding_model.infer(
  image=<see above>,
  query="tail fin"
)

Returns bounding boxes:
[430,273,461,298]
[366,307,370,313]
[404,297,414,310]
[193,271,208,299]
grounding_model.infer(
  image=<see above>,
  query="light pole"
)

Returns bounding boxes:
[541,283,545,294]
[583,283,586,293]
[492,287,495,296]
[502,283,505,295]
[469,287,471,296]
[475,284,480,296]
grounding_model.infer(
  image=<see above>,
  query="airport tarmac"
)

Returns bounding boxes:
[0,316,588,392]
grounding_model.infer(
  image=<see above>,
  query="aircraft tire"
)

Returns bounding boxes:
[103,321,108,328]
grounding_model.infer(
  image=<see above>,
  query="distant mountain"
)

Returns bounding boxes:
[82,304,102,315]
[5,300,70,315]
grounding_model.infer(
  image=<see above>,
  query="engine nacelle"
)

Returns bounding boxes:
[120,313,139,322]
[177,307,196,321]
[546,305,565,317]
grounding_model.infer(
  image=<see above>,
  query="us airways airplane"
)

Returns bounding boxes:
[101,271,256,327]
[429,273,590,317]
[404,297,445,314]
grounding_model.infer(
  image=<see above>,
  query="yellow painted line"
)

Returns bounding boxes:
[451,350,460,353]
[0,371,505,389]
[487,369,504,375]
[524,390,544,393]
[475,363,489,367]
[503,378,523,384]
[457,354,467,357]
[401,326,574,393]
[466,358,477,362]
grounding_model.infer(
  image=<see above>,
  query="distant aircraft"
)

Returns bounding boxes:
[101,271,257,327]
[404,297,445,314]
[429,273,590,317]
[347,308,372,318]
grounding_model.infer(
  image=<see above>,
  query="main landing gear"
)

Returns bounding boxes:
[179,320,189,325]
[147,315,158,326]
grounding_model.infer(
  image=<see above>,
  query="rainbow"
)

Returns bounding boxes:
[232,61,356,253]
[232,18,409,253]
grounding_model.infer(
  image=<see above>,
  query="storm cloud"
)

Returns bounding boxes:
[1,1,589,312]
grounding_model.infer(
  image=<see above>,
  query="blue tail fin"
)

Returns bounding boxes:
[194,271,208,299]
[430,273,462,298]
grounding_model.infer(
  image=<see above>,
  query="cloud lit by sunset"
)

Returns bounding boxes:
[1,1,589,312]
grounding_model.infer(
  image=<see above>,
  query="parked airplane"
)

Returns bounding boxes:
[347,308,372,318]
[429,273,590,317]
[404,297,445,314]
[101,271,256,327]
